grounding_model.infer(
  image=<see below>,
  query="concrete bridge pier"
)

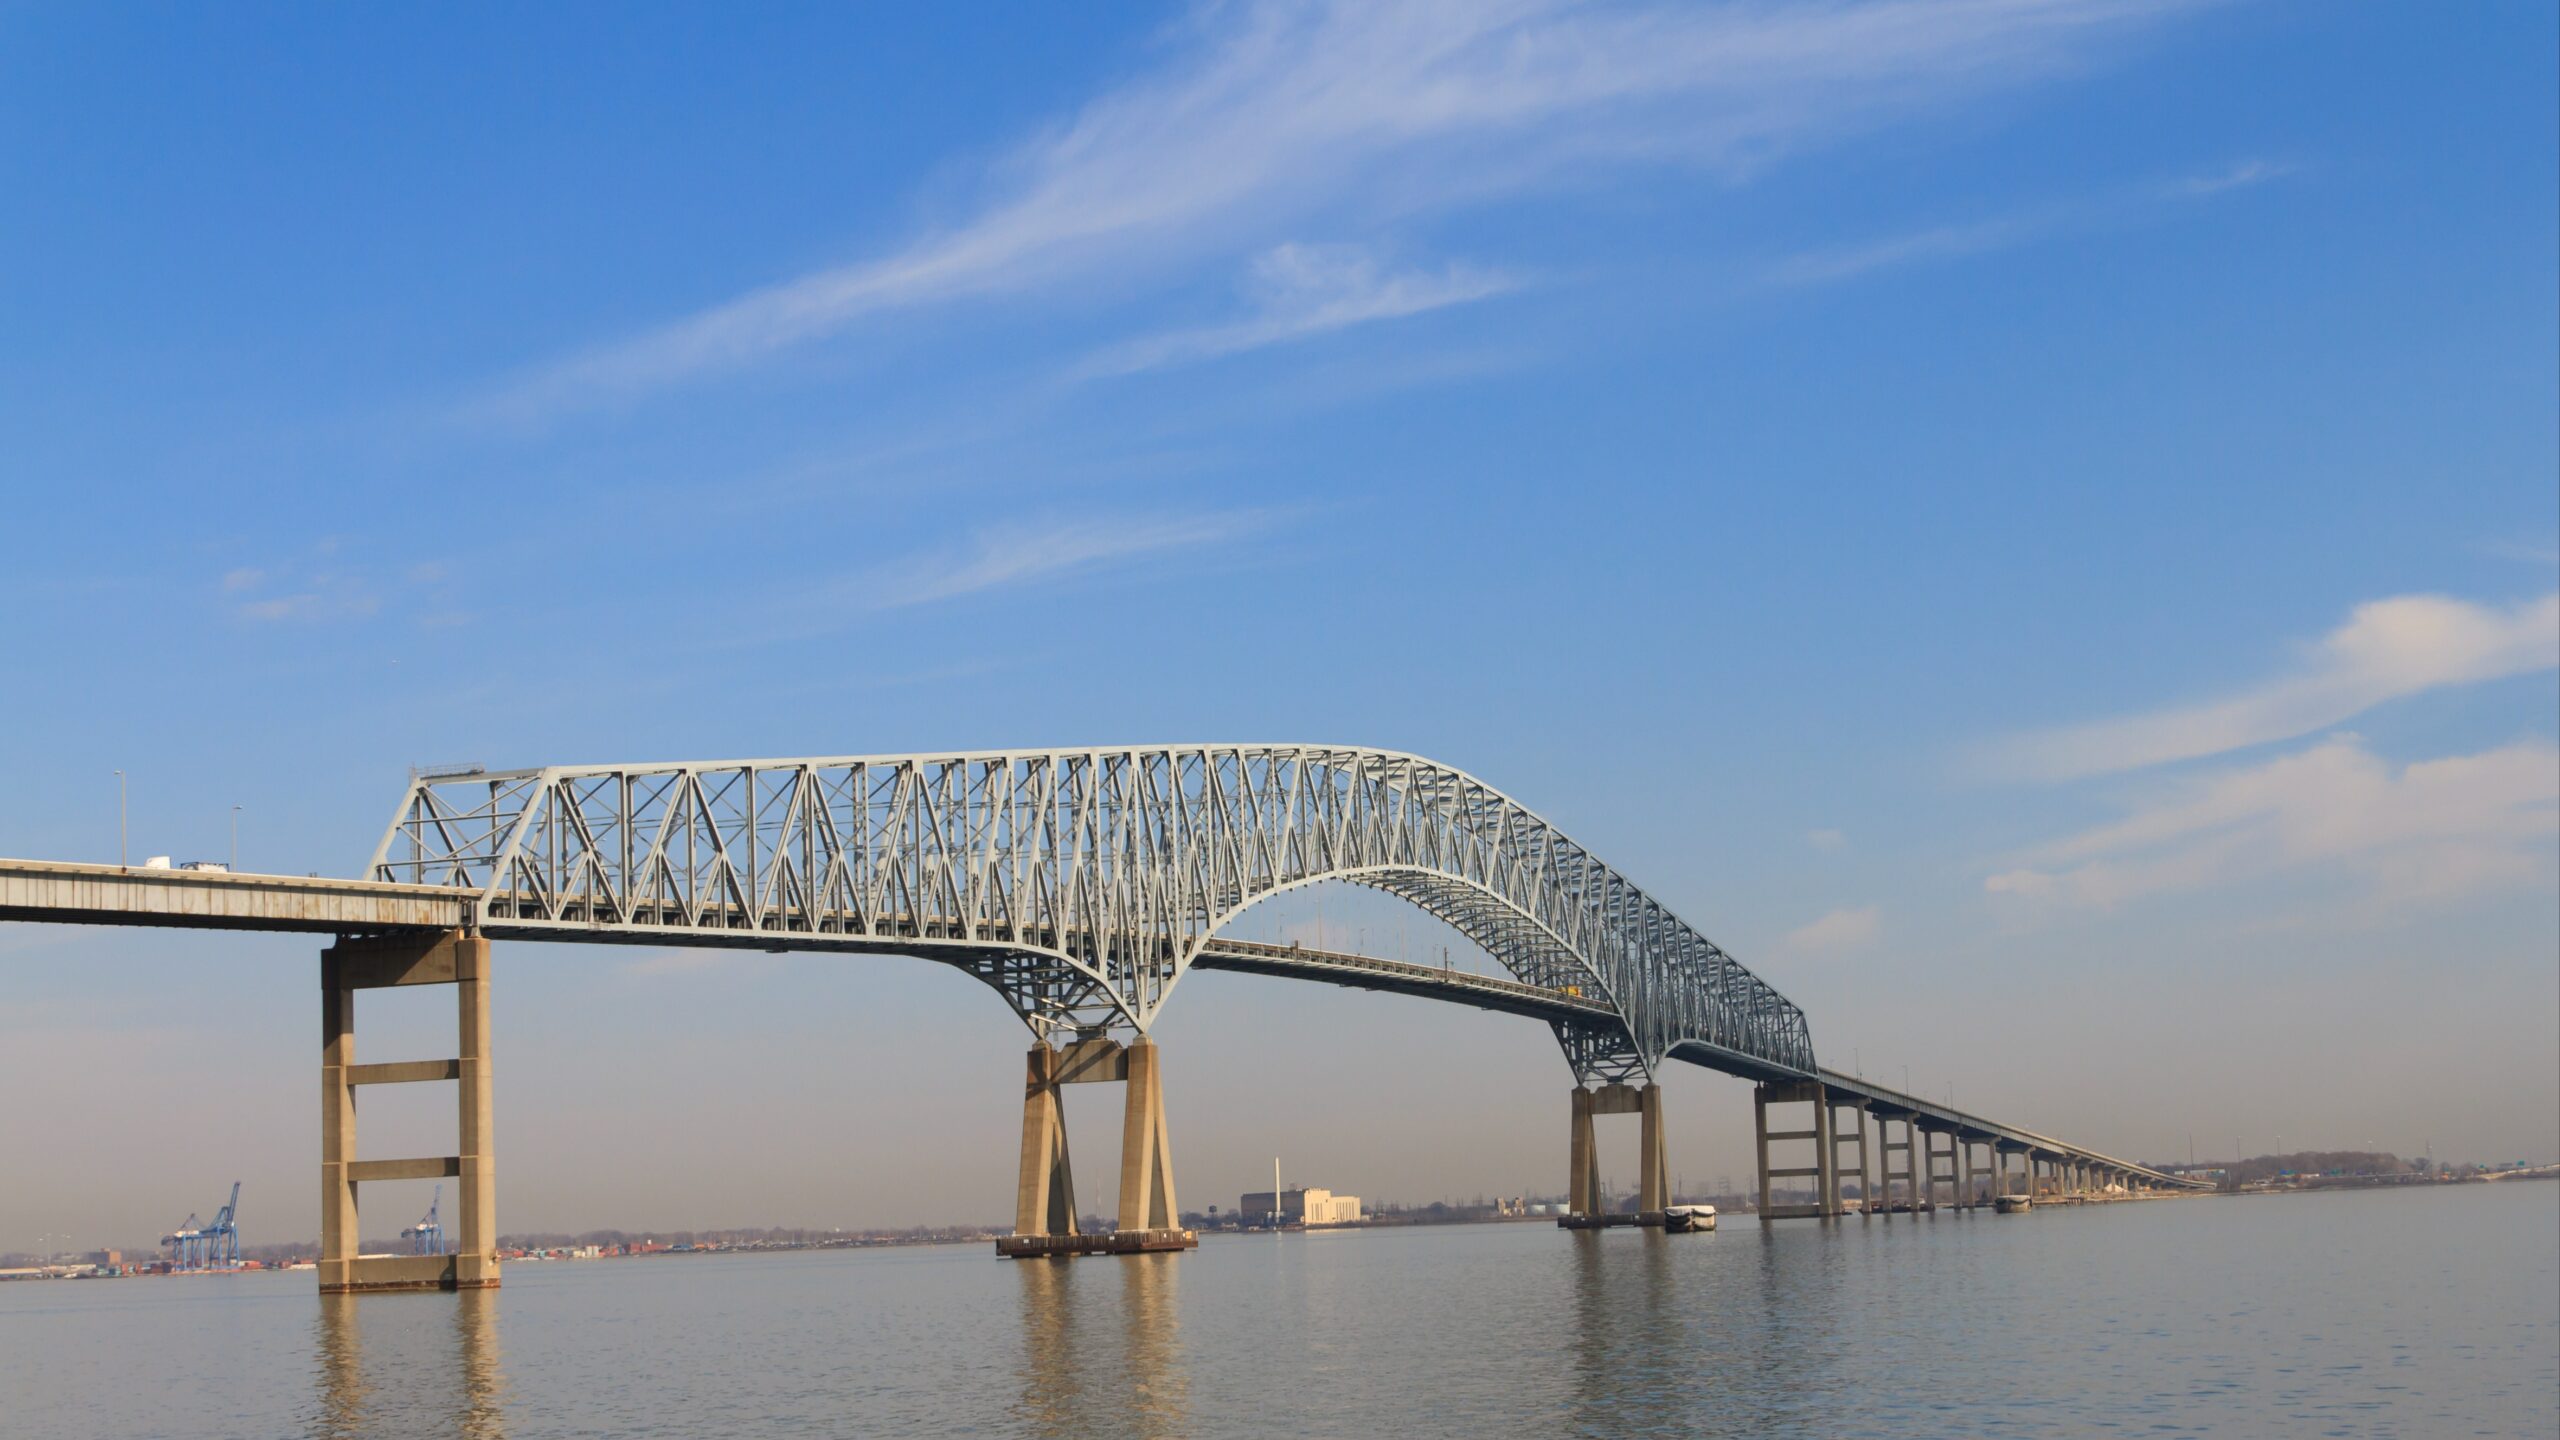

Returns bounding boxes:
[1562,1082,1666,1226]
[1922,1127,1959,1212]
[1873,1111,1925,1215]
[1000,1037,1194,1257]
[999,1036,1195,1258]
[1752,1080,1842,1220]
[1830,1096,1871,1217]
[318,929,497,1294]
[1995,1143,2026,1198]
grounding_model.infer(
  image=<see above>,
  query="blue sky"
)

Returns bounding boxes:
[2,1,2554,1249]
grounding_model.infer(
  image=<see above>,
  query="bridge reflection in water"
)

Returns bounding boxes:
[1012,1251,1189,1439]
[313,1288,507,1439]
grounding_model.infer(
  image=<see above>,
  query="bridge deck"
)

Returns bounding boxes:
[0,856,2203,1188]
[0,858,467,933]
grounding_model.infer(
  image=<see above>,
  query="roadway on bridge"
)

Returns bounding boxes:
[0,855,2200,1189]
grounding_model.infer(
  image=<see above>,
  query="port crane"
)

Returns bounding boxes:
[162,1182,241,1271]
[401,1185,446,1255]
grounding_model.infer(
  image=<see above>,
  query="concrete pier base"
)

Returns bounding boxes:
[1557,1211,1659,1230]
[319,929,497,1295]
[995,1230,1196,1258]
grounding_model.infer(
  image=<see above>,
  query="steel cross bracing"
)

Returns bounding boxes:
[370,747,1815,1083]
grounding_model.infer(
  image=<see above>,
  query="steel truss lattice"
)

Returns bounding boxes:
[370,747,1815,1082]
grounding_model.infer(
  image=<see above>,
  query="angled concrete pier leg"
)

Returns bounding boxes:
[1116,1038,1178,1235]
[1752,1086,1772,1216]
[1014,1044,1078,1238]
[1637,1083,1667,1216]
[1569,1088,1599,1217]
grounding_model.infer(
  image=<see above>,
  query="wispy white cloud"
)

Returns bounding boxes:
[222,567,380,624]
[218,546,462,626]
[1985,736,2559,912]
[1078,243,1518,378]
[2479,536,2560,568]
[1981,591,2559,782]
[828,509,1279,614]
[1765,157,2286,287]
[1785,904,1881,955]
[1807,827,1847,851]
[487,0,2195,418]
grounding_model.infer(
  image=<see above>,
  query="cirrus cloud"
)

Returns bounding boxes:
[1784,904,1881,955]
[1985,735,2560,913]
[1979,591,2559,782]
[485,0,2201,419]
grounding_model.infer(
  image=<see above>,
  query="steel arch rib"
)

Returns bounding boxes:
[369,746,1816,1073]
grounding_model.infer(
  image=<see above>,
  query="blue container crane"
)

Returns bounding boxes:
[160,1182,241,1271]
[401,1185,446,1256]
[205,1182,240,1269]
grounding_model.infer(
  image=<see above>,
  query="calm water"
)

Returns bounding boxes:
[6,1182,2554,1439]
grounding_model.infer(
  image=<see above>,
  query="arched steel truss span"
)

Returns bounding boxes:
[370,747,1814,1083]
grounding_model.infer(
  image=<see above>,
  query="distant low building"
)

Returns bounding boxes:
[1240,1186,1362,1225]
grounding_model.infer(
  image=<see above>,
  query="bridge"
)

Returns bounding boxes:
[1,745,2205,1289]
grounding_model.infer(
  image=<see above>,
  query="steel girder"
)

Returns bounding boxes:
[368,747,1816,1078]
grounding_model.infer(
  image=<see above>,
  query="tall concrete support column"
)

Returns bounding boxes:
[1115,1038,1178,1235]
[1958,1138,1976,1210]
[318,929,498,1295]
[1874,1110,1905,1215]
[454,939,496,1288]
[319,982,356,1293]
[1814,1091,1840,1216]
[1637,1083,1668,1215]
[1570,1087,1599,1217]
[1013,1043,1078,1239]
[1752,1086,1773,1217]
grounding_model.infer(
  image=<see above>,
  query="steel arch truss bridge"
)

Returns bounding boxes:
[371,746,1814,1083]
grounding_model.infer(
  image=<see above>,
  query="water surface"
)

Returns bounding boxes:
[5,1182,2553,1438]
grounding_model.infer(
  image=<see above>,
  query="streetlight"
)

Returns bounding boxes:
[231,806,241,871]
[113,771,126,867]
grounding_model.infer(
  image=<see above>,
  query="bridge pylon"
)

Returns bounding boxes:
[996,1036,1195,1258]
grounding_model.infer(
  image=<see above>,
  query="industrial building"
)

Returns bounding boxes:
[1240,1186,1362,1226]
